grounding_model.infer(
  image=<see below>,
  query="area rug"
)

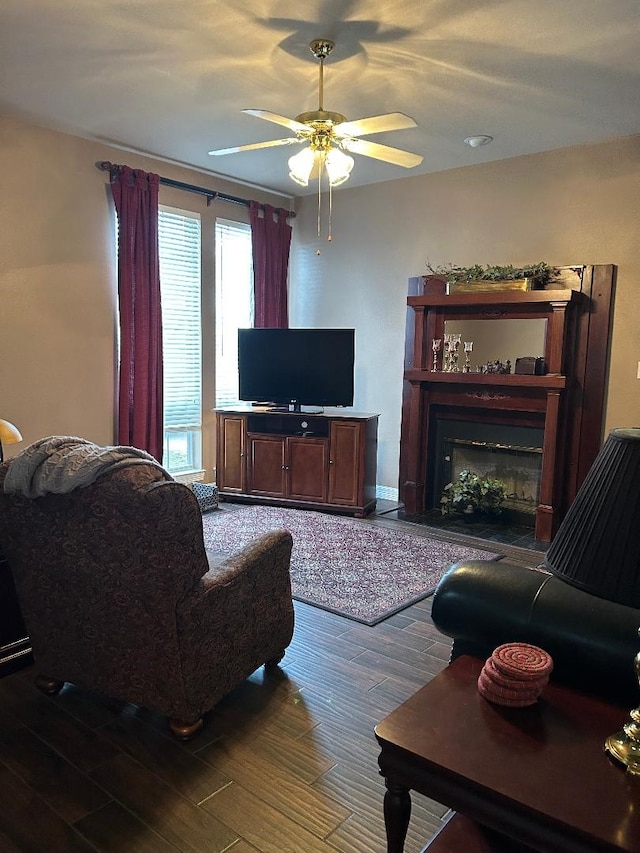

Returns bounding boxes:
[202,505,502,625]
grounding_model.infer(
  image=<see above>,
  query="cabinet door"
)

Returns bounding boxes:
[217,414,246,492]
[287,437,328,502]
[328,421,362,506]
[248,435,287,497]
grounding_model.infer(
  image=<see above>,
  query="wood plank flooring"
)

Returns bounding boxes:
[0,513,541,852]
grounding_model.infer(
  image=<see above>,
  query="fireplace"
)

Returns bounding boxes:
[433,419,543,525]
[399,267,615,542]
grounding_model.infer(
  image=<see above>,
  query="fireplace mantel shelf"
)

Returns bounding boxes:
[408,289,583,308]
[404,371,567,390]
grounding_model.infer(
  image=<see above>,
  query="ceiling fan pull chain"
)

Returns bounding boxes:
[317,163,322,239]
[328,177,333,242]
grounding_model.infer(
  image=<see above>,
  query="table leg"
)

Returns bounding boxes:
[383,777,411,853]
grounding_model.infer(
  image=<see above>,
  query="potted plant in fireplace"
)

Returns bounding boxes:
[440,469,507,519]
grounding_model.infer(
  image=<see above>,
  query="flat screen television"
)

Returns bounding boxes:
[238,328,355,411]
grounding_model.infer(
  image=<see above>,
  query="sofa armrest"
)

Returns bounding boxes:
[432,560,640,707]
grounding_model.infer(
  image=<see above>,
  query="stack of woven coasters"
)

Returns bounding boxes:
[478,642,553,707]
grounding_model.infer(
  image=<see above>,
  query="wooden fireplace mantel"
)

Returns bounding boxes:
[399,268,615,542]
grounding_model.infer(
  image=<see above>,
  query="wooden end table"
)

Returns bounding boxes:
[375,655,640,852]
[0,544,32,677]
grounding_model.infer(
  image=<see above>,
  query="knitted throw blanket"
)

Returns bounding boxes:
[3,436,172,498]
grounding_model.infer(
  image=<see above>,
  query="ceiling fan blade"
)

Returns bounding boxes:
[243,109,308,133]
[209,137,301,156]
[334,112,417,138]
[342,138,423,168]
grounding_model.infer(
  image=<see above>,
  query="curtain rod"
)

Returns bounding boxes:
[97,161,296,218]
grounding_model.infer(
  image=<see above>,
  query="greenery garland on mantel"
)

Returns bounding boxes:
[425,261,561,288]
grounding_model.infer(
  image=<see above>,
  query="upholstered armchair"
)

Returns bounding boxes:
[0,454,294,739]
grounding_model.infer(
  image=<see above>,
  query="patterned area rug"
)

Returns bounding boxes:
[202,505,502,625]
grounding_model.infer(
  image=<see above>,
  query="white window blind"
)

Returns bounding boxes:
[215,219,254,407]
[158,207,202,474]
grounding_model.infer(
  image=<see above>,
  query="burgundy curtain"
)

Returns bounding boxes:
[110,166,164,461]
[249,201,292,328]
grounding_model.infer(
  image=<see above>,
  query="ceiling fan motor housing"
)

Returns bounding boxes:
[295,110,347,127]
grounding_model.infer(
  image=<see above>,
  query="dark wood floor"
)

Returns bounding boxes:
[0,512,541,853]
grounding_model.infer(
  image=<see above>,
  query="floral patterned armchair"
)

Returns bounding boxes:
[0,455,294,738]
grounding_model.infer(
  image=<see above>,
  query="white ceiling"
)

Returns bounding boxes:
[2,0,639,197]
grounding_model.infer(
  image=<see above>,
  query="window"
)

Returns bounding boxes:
[215,219,253,406]
[158,207,202,474]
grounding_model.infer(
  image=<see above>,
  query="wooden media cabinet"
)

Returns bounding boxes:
[215,407,379,517]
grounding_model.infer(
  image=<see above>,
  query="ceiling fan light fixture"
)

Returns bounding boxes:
[325,148,354,186]
[288,147,316,186]
[464,135,493,148]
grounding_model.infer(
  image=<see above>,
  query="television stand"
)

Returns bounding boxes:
[215,406,379,517]
[269,404,325,414]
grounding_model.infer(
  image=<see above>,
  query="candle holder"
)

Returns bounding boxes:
[431,339,442,372]
[605,630,640,774]
[463,341,473,372]
[443,334,452,372]
[450,334,461,372]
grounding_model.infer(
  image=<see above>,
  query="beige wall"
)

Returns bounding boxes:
[290,135,640,493]
[2,116,638,494]
[0,116,291,475]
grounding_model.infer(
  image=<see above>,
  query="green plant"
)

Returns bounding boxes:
[426,261,560,288]
[440,469,507,517]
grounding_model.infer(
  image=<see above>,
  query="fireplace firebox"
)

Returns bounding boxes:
[433,419,544,524]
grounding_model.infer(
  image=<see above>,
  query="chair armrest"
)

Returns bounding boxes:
[176,529,294,644]
[200,529,293,594]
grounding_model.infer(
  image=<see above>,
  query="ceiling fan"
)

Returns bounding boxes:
[208,38,423,188]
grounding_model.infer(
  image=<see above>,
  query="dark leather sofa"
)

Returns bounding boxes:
[431,560,640,708]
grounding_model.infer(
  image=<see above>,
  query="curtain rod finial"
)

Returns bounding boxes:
[97,161,121,180]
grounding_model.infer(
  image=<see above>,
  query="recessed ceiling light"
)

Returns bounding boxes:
[464,135,493,148]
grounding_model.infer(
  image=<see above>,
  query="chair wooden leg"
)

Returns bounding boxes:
[169,716,203,740]
[265,650,286,667]
[35,674,65,695]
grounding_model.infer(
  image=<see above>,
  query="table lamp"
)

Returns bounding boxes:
[544,427,640,773]
[0,419,22,463]
[545,427,640,608]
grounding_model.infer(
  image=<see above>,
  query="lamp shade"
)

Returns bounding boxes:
[0,418,22,463]
[545,428,640,607]
[288,147,316,186]
[0,419,22,445]
[325,148,354,186]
